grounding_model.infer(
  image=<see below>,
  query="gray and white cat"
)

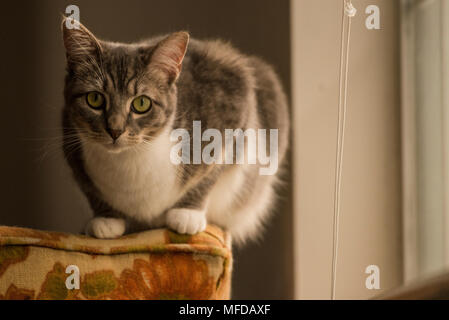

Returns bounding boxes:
[61,19,289,244]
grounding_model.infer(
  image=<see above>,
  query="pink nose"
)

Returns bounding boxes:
[107,128,123,141]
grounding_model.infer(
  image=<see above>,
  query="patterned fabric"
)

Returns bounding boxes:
[0,225,232,300]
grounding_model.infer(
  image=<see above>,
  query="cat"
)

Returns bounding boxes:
[61,18,290,244]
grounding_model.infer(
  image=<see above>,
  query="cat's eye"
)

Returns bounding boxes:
[86,91,105,109]
[131,96,152,114]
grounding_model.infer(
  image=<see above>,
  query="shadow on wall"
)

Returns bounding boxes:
[0,0,292,299]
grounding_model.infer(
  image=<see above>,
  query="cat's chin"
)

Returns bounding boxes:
[105,146,125,154]
[103,143,130,154]
[82,137,137,154]
[98,141,133,154]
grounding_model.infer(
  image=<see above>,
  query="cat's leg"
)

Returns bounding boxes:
[166,208,207,235]
[165,175,217,235]
[85,216,126,239]
[63,139,127,239]
[84,197,127,239]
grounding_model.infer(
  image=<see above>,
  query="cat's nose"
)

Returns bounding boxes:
[107,128,124,141]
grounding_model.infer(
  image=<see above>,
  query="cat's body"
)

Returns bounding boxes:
[62,21,289,243]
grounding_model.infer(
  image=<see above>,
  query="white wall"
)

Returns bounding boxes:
[291,0,403,299]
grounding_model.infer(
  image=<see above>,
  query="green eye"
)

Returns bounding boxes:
[131,96,152,114]
[86,91,105,109]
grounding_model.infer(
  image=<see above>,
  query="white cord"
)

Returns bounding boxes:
[331,0,355,300]
[344,1,357,17]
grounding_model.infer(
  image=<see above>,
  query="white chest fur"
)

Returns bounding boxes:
[82,132,179,223]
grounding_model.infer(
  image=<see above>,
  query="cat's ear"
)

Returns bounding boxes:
[61,17,102,68]
[149,31,189,84]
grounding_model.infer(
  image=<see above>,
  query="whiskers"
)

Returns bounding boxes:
[25,127,104,167]
[136,134,157,150]
[31,127,164,168]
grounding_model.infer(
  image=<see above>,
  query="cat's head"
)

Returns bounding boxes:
[62,18,189,152]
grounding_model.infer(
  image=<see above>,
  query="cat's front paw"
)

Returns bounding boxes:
[85,217,126,239]
[166,208,207,235]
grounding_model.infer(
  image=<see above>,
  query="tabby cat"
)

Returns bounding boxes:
[61,19,289,243]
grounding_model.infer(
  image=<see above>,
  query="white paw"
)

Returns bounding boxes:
[166,208,207,235]
[85,217,126,239]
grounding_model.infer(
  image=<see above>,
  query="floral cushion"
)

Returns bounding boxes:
[0,225,232,300]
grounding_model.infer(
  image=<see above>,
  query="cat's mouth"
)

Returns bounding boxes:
[79,130,141,153]
[104,141,125,153]
[102,139,134,153]
[82,136,131,153]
